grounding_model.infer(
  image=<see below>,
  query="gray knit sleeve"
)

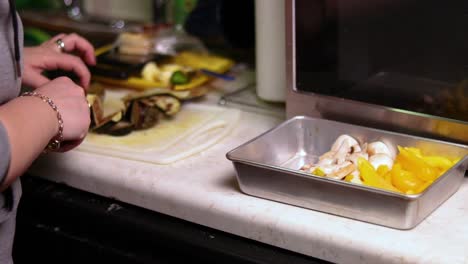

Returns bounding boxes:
[0,122,10,187]
[0,121,11,215]
[0,121,11,214]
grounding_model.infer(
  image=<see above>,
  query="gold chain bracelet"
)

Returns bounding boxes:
[21,91,64,152]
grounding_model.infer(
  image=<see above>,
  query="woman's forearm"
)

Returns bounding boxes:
[0,96,58,191]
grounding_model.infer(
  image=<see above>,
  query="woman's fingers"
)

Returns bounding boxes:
[35,33,96,89]
[42,52,91,89]
[48,33,96,65]
[61,33,96,65]
[48,33,67,53]
[49,33,67,46]
[22,69,51,88]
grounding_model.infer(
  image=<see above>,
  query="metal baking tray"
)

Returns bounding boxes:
[226,116,468,229]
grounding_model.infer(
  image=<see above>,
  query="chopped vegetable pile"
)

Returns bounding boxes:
[300,134,460,194]
[87,84,182,136]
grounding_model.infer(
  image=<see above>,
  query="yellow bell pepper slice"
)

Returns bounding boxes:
[358,158,401,193]
[414,180,434,194]
[384,171,392,185]
[396,146,438,181]
[376,165,390,177]
[311,168,325,177]
[404,147,423,157]
[422,156,453,171]
[390,164,424,193]
[344,174,354,182]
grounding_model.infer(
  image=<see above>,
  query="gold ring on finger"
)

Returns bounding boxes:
[56,38,65,52]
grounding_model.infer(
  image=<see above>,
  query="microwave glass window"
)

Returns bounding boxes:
[295,0,468,122]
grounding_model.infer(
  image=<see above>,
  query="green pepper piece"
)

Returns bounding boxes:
[170,70,189,85]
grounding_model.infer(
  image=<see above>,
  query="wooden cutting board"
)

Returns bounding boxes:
[78,91,241,164]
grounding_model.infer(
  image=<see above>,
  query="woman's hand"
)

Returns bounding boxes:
[35,76,91,150]
[22,33,96,89]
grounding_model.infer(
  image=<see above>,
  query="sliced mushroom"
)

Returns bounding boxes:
[348,152,369,165]
[317,157,335,166]
[369,153,394,170]
[367,141,395,159]
[334,139,353,164]
[319,151,336,161]
[327,162,356,180]
[350,144,362,154]
[318,151,336,166]
[331,135,359,152]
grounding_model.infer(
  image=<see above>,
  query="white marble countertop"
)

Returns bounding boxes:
[28,99,468,264]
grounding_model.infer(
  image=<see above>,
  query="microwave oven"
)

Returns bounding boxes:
[285,0,467,145]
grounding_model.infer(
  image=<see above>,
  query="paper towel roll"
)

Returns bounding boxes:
[255,0,286,102]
